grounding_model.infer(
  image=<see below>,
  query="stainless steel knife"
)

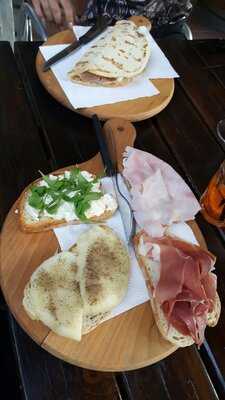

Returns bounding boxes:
[92,114,135,243]
[43,17,111,72]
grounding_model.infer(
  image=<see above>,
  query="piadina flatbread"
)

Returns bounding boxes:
[68,20,150,87]
[23,225,130,341]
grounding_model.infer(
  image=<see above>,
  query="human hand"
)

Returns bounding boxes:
[31,0,75,26]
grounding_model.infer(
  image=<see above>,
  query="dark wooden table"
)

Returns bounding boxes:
[1,38,225,400]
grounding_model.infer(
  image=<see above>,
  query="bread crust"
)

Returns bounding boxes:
[133,232,221,347]
[69,72,131,87]
[82,312,110,334]
[19,172,117,232]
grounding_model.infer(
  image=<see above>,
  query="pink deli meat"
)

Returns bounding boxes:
[123,147,201,237]
[140,232,217,346]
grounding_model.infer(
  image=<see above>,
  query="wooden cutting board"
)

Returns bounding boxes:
[0,119,206,371]
[36,17,174,122]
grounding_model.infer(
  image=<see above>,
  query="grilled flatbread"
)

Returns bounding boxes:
[70,225,130,316]
[23,225,130,341]
[23,252,83,341]
[68,20,150,87]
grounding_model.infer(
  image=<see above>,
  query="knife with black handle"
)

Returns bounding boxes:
[43,17,112,72]
[92,114,135,243]
[92,114,115,176]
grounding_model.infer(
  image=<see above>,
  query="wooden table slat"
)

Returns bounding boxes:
[211,66,225,89]
[14,42,99,170]
[124,347,219,400]
[160,40,225,144]
[11,316,121,400]
[0,42,51,225]
[192,39,225,69]
[153,82,225,194]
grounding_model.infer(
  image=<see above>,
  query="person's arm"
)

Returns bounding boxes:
[31,0,75,26]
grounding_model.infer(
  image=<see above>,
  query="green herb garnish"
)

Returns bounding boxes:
[28,168,104,221]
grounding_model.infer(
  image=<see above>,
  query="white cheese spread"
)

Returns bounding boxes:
[25,170,117,222]
[25,203,40,220]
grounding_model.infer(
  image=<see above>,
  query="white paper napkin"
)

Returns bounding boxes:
[53,177,198,323]
[54,177,150,321]
[39,25,178,109]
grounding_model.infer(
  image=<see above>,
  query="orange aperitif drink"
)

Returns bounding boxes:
[200,161,225,227]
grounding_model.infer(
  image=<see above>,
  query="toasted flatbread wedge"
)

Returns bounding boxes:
[23,252,83,341]
[82,312,110,334]
[70,225,130,316]
[23,225,130,341]
[19,169,117,233]
[68,20,150,87]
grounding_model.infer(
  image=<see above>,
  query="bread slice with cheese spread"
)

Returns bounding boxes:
[19,168,117,233]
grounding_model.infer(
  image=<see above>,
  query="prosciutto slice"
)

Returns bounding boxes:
[123,147,201,237]
[140,233,217,345]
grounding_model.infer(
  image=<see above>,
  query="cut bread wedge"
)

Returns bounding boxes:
[68,20,150,88]
[23,225,130,341]
[23,252,83,341]
[134,231,221,348]
[19,169,117,233]
[70,225,130,316]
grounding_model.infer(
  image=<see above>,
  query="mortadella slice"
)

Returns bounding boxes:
[123,147,201,237]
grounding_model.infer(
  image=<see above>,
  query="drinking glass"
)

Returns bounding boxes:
[200,160,225,227]
[200,120,225,227]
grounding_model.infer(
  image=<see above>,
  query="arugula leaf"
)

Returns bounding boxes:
[45,201,61,214]
[74,198,89,221]
[32,186,46,196]
[84,192,102,202]
[28,191,44,210]
[70,168,80,181]
[52,180,64,191]
[28,168,104,218]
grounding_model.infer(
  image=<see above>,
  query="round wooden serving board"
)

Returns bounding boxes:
[0,119,206,371]
[36,23,174,122]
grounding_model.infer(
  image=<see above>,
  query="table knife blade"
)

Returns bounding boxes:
[43,17,111,72]
[92,114,134,243]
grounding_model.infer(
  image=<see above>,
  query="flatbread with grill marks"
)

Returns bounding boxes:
[68,20,150,87]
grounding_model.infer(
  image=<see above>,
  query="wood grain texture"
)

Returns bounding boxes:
[124,346,218,400]
[36,29,174,122]
[0,118,210,372]
[192,40,225,68]
[160,40,225,139]
[2,39,225,399]
[0,304,23,399]
[0,43,51,225]
[10,314,121,400]
[152,82,225,194]
[14,42,97,170]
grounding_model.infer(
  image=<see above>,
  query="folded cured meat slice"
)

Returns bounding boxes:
[138,232,217,345]
[123,147,201,237]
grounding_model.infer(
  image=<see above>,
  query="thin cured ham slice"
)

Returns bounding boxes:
[123,147,201,237]
[140,232,217,346]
